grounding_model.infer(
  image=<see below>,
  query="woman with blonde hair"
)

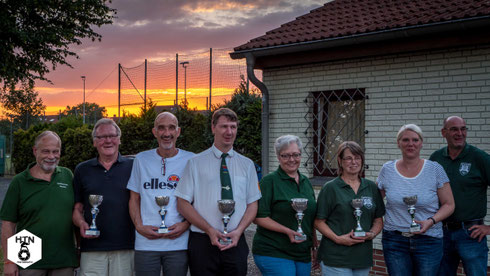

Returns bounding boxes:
[378,124,454,275]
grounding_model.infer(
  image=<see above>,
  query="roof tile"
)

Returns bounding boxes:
[235,0,490,51]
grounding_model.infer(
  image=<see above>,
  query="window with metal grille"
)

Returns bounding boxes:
[304,88,366,177]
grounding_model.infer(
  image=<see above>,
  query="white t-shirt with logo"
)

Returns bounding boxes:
[127,148,195,251]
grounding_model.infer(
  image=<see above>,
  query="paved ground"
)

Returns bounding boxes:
[244,228,262,276]
[0,177,321,275]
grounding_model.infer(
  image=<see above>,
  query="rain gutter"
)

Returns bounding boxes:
[244,52,270,175]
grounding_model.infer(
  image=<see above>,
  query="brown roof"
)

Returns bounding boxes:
[234,0,490,52]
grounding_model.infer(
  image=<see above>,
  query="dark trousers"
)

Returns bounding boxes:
[188,231,248,276]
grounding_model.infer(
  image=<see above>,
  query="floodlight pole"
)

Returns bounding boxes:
[180,61,189,105]
[81,76,86,124]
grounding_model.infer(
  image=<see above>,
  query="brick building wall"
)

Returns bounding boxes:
[263,44,490,274]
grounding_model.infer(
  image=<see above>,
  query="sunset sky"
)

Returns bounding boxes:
[33,0,324,117]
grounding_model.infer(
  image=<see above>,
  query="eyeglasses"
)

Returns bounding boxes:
[279,153,301,160]
[94,134,119,140]
[161,158,166,176]
[444,127,468,133]
[342,156,362,162]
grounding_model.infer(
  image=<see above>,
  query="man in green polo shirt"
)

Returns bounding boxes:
[0,131,77,276]
[430,116,490,276]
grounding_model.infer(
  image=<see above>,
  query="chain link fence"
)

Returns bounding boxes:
[119,47,262,115]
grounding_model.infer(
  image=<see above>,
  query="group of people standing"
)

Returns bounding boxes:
[255,115,490,276]
[0,110,488,276]
[0,108,260,276]
[254,134,384,276]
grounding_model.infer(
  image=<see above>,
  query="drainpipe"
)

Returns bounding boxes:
[244,53,269,175]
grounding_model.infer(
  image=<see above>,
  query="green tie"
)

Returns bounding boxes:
[220,153,233,200]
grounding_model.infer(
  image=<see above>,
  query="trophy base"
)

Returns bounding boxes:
[85,229,100,236]
[294,234,307,241]
[157,228,169,234]
[354,231,366,237]
[409,225,421,232]
[219,238,232,245]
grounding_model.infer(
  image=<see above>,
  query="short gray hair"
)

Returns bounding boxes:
[397,124,423,141]
[34,130,61,147]
[92,118,121,139]
[274,135,303,157]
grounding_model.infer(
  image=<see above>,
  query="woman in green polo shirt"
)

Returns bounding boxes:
[315,141,385,276]
[252,135,318,276]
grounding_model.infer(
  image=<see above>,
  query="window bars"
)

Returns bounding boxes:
[304,88,367,177]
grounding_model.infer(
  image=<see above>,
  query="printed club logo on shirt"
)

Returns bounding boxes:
[57,182,69,189]
[143,174,180,190]
[459,162,471,176]
[361,196,373,209]
[7,229,42,268]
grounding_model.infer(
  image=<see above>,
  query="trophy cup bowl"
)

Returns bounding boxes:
[291,198,308,241]
[403,195,420,232]
[402,195,418,206]
[155,196,170,233]
[218,199,235,245]
[351,198,366,237]
[85,194,103,236]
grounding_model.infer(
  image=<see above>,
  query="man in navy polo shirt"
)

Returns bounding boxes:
[72,118,135,276]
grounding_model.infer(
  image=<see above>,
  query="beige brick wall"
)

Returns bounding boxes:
[263,44,490,254]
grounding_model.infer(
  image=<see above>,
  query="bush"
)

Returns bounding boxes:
[12,87,262,172]
[61,126,96,170]
[175,107,210,154]
[220,76,262,164]
[12,121,94,173]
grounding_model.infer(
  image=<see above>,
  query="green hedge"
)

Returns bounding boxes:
[12,118,96,173]
[13,93,261,173]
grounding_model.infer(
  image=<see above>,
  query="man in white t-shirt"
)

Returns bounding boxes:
[175,108,261,276]
[127,112,194,276]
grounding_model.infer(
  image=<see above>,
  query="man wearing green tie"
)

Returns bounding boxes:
[176,108,262,276]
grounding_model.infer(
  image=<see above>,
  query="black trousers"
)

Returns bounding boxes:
[188,231,249,276]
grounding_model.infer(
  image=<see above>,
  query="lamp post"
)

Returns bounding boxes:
[180,61,189,105]
[81,76,86,124]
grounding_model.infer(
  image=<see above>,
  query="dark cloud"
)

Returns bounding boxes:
[112,0,309,22]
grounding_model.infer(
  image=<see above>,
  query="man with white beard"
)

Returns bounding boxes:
[0,131,78,276]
